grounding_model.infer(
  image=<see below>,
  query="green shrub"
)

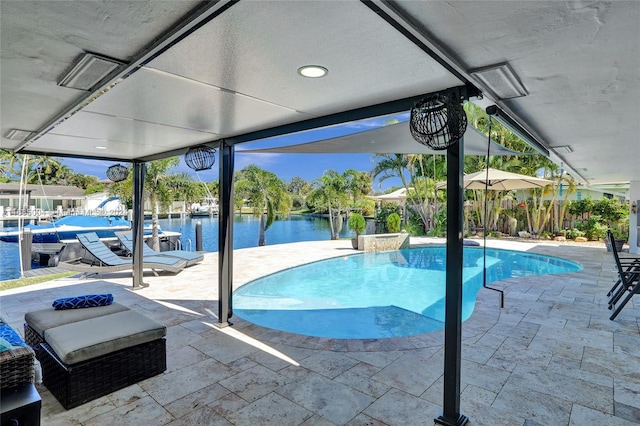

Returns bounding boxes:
[539,231,553,239]
[387,213,401,233]
[401,209,429,236]
[568,198,594,217]
[584,216,608,241]
[430,210,447,236]
[348,213,366,236]
[565,228,585,240]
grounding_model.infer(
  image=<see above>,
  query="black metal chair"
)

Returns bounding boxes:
[606,230,640,298]
[606,230,640,320]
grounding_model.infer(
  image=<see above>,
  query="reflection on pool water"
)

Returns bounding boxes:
[234,247,582,339]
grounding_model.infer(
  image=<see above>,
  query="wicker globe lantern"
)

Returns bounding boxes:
[184,146,216,171]
[106,164,129,182]
[410,93,467,150]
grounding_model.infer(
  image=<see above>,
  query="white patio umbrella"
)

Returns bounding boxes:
[368,187,412,204]
[437,168,554,190]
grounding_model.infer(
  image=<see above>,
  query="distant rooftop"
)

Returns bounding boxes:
[0,183,84,199]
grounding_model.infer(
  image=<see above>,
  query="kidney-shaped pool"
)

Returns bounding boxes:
[234,247,582,339]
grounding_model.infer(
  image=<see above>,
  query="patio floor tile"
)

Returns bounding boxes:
[1,238,638,425]
[276,374,375,425]
[224,392,313,426]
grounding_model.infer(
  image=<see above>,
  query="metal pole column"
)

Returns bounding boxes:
[132,161,147,289]
[217,140,234,327]
[435,136,468,426]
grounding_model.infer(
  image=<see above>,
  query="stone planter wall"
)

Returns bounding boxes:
[357,233,410,252]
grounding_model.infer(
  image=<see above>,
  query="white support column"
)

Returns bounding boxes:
[629,180,639,255]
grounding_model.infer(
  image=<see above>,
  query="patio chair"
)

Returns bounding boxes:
[115,232,203,267]
[58,232,186,276]
[606,231,640,320]
[605,230,640,298]
[606,230,640,298]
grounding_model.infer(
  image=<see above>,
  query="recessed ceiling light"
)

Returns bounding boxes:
[297,65,328,78]
[94,146,108,150]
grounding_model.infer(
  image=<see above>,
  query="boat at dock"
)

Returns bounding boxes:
[189,198,219,217]
[0,215,132,243]
[0,214,183,272]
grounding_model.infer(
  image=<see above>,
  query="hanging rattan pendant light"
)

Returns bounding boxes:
[184,146,216,171]
[106,164,129,182]
[410,93,467,150]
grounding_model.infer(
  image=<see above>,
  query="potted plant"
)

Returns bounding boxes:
[608,226,628,252]
[348,212,366,249]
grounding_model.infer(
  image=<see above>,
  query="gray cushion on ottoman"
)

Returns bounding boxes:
[43,310,166,365]
[25,302,129,337]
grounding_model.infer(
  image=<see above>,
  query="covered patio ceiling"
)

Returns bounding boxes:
[1,1,639,185]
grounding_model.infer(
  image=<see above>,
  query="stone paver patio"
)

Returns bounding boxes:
[1,237,638,425]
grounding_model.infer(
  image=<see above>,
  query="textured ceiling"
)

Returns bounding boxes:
[1,1,638,184]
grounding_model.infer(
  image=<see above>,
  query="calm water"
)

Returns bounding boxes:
[234,247,582,339]
[0,214,349,281]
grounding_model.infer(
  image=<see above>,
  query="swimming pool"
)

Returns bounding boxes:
[234,247,582,339]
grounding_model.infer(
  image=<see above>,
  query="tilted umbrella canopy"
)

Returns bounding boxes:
[437,168,554,190]
[238,121,527,156]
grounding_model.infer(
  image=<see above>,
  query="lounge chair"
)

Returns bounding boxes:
[115,232,203,267]
[58,232,186,276]
[606,230,640,320]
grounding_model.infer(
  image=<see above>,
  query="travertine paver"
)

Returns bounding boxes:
[218,365,290,402]
[164,383,230,419]
[1,237,639,425]
[277,373,375,424]
[224,392,313,426]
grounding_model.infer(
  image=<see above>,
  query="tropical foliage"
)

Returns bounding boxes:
[2,102,629,244]
[305,169,372,239]
[235,164,292,246]
[0,150,105,193]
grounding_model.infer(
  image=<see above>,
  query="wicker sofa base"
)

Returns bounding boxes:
[38,338,166,409]
[24,323,45,358]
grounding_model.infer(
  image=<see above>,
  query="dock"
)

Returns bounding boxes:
[22,267,69,279]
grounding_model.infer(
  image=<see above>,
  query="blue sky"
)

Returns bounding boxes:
[62,114,409,192]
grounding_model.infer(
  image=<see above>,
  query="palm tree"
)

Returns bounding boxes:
[145,158,180,250]
[0,149,21,181]
[25,155,63,184]
[343,169,372,204]
[164,172,201,209]
[371,154,410,190]
[235,164,291,246]
[307,170,350,239]
[371,153,440,232]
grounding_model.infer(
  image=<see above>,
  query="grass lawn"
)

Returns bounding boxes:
[0,271,76,292]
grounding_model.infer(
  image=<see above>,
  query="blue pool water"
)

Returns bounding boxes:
[234,247,582,339]
[0,214,348,281]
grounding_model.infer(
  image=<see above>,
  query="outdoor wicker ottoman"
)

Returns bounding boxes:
[24,302,130,357]
[26,308,166,409]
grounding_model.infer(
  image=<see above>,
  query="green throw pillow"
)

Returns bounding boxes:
[0,337,13,353]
